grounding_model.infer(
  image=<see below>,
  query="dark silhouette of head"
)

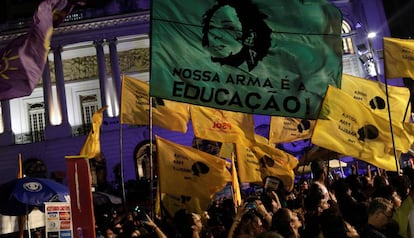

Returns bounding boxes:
[202,0,272,71]
[271,208,297,238]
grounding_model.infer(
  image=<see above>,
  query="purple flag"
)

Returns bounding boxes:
[0,0,75,100]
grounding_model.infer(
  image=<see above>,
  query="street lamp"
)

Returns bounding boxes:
[355,22,379,79]
[367,32,377,39]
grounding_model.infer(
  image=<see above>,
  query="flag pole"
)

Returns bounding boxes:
[338,159,345,178]
[149,96,155,219]
[383,77,400,174]
[402,85,412,122]
[119,75,127,204]
[17,153,25,238]
[231,152,242,207]
[119,123,127,204]
[381,38,400,174]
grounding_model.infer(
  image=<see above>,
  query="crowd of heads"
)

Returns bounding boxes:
[90,159,414,238]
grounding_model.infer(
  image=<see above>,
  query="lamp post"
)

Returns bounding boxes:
[356,22,380,80]
[356,22,400,174]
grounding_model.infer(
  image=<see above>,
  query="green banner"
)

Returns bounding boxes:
[150,0,342,119]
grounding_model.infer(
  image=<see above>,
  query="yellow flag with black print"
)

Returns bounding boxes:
[120,75,190,132]
[269,116,315,144]
[235,134,298,191]
[312,85,414,171]
[250,139,298,192]
[235,143,263,184]
[341,74,411,122]
[383,37,414,79]
[156,136,231,209]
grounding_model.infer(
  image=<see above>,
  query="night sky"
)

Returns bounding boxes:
[382,0,414,38]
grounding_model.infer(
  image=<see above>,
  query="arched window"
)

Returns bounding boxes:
[134,140,157,180]
[342,20,354,55]
[28,102,45,142]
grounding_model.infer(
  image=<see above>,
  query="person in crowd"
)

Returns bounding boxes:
[261,177,283,216]
[105,227,117,238]
[255,231,283,238]
[361,197,394,238]
[371,184,402,208]
[346,174,369,202]
[270,208,302,238]
[142,214,168,238]
[228,206,264,238]
[394,167,414,238]
[290,178,309,210]
[331,178,368,233]
[173,209,210,238]
[389,173,411,202]
[301,183,328,238]
[310,160,332,204]
[210,198,237,237]
[319,204,360,238]
[373,172,389,186]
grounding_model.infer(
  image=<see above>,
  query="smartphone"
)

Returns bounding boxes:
[246,202,257,210]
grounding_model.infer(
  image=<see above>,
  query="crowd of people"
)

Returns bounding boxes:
[92,160,414,238]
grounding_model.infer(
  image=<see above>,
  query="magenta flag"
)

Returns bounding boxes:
[0,0,75,100]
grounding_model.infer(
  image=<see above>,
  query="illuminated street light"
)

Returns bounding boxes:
[367,32,377,39]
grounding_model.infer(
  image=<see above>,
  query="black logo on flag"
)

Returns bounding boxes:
[357,124,379,142]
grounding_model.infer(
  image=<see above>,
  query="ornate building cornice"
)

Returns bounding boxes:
[0,11,150,46]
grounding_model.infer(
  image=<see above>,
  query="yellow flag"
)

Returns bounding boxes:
[250,140,298,192]
[269,116,315,144]
[383,37,414,79]
[235,135,298,191]
[120,75,190,133]
[342,74,411,122]
[156,136,231,210]
[191,105,255,145]
[231,153,242,207]
[219,142,234,159]
[312,86,414,171]
[158,193,209,217]
[235,143,263,183]
[80,106,107,159]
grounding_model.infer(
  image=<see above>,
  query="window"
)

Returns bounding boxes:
[342,20,354,55]
[28,102,45,142]
[80,94,99,134]
[134,140,157,180]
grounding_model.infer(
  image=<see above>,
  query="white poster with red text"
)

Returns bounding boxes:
[45,202,72,238]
